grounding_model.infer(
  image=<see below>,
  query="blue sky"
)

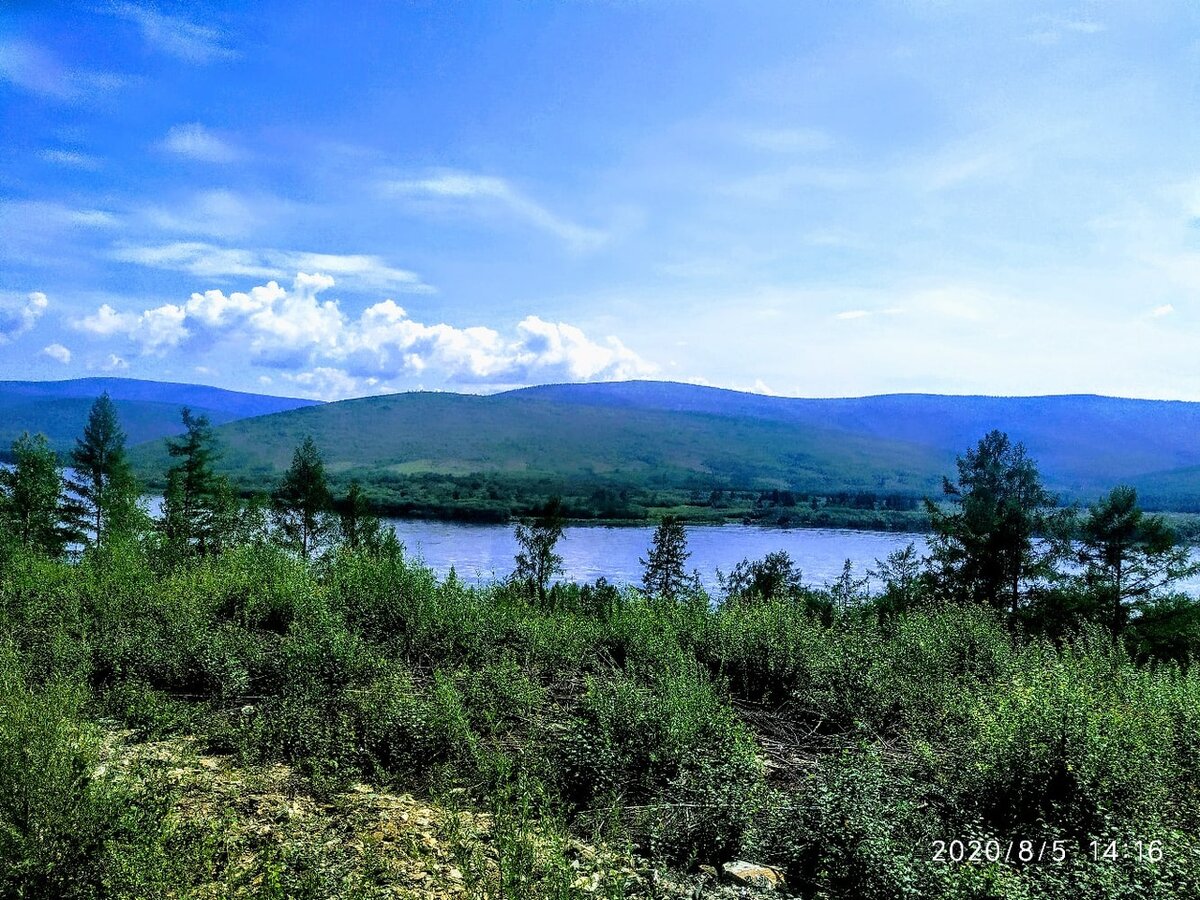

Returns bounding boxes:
[2,1,1199,400]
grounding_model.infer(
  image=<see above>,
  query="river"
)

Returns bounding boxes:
[384,519,925,592]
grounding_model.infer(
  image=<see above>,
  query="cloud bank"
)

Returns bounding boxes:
[70,274,656,398]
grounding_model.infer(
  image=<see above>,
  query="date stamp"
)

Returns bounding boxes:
[932,839,1165,864]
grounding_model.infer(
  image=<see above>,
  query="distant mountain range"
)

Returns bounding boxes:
[0,378,319,454]
[6,377,1200,510]
[107,378,1200,510]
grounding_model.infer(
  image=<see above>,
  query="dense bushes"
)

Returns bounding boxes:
[4,541,1200,898]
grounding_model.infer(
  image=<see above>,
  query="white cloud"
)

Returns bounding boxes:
[835,309,871,320]
[385,170,607,251]
[41,149,102,170]
[140,189,268,239]
[42,343,71,364]
[282,367,374,401]
[109,4,236,63]
[0,38,124,102]
[110,241,433,293]
[97,354,129,372]
[72,302,189,353]
[0,200,121,230]
[158,124,240,162]
[73,273,656,397]
[1151,303,1175,318]
[0,291,48,342]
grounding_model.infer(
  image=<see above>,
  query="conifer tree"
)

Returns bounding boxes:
[161,408,227,556]
[272,435,337,559]
[66,392,142,549]
[1077,485,1198,635]
[640,515,695,601]
[0,432,68,556]
[925,430,1070,613]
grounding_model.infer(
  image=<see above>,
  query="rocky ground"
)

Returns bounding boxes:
[96,729,784,899]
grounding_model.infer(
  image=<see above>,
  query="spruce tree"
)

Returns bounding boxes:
[640,515,695,601]
[161,408,226,556]
[0,432,68,556]
[272,436,336,559]
[66,392,142,549]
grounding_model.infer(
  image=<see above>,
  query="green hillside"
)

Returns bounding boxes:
[111,379,1200,521]
[130,390,951,521]
[0,378,319,456]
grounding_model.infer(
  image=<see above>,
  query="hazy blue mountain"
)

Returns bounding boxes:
[514,382,1200,501]
[0,378,319,454]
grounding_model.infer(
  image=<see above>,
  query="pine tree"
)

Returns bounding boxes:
[161,408,227,557]
[65,392,142,549]
[0,432,68,556]
[272,436,337,559]
[925,430,1070,613]
[1077,485,1198,635]
[640,515,695,601]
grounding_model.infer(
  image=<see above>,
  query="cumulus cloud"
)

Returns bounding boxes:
[1151,303,1175,318]
[109,4,236,63]
[71,273,656,398]
[97,354,129,372]
[0,291,48,342]
[73,302,189,353]
[42,343,71,364]
[384,170,607,251]
[158,124,240,162]
[110,241,432,293]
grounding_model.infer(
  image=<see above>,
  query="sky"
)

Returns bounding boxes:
[2,1,1200,401]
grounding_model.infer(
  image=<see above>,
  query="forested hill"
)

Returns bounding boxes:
[121,380,1200,511]
[0,378,319,454]
[513,382,1200,506]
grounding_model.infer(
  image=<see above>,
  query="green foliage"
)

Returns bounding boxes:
[927,430,1071,612]
[65,391,146,551]
[718,549,807,605]
[272,435,338,559]
[0,431,71,556]
[0,645,174,899]
[1076,485,1198,633]
[3,440,1200,898]
[639,514,696,601]
[513,496,565,605]
[161,407,234,557]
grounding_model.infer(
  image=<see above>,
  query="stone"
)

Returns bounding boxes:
[721,860,784,890]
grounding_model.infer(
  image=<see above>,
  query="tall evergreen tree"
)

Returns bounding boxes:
[640,515,695,601]
[0,432,68,556]
[161,408,227,556]
[1077,485,1197,635]
[926,430,1069,613]
[65,392,142,549]
[513,496,565,605]
[272,436,337,559]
